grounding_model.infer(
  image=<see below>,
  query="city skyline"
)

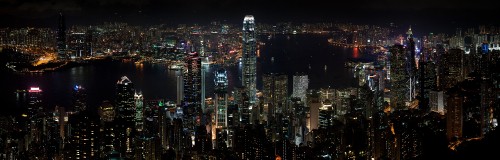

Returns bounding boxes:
[2,0,500,34]
[1,3,500,159]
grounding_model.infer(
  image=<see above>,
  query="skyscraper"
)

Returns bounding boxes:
[116,76,135,121]
[115,76,135,157]
[135,92,144,132]
[177,75,183,106]
[390,44,412,110]
[183,52,202,118]
[200,39,208,113]
[214,68,229,148]
[67,110,100,159]
[241,15,257,104]
[57,12,66,60]
[73,85,87,112]
[292,74,309,103]
[27,87,43,119]
[262,73,288,141]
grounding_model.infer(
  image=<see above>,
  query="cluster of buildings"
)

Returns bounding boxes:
[1,14,500,160]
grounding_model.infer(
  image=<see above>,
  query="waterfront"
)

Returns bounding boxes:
[1,34,375,113]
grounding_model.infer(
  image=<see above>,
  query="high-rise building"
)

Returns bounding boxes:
[135,92,144,132]
[292,74,309,103]
[115,76,136,158]
[263,73,288,120]
[28,87,43,118]
[200,39,208,113]
[440,49,465,90]
[389,45,410,110]
[446,92,463,141]
[97,101,114,158]
[242,15,257,104]
[56,12,66,60]
[183,52,202,118]
[429,90,445,114]
[68,32,87,58]
[390,27,419,111]
[214,68,229,148]
[263,73,288,141]
[67,110,100,159]
[116,76,135,121]
[73,85,87,112]
[306,91,320,132]
[177,75,183,106]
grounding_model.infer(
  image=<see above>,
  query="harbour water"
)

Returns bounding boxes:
[0,34,376,113]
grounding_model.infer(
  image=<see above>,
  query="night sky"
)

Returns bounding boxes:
[1,0,500,33]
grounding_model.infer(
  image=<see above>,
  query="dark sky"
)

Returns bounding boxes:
[1,0,499,33]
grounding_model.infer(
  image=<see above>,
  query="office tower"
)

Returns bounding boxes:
[319,99,334,129]
[67,110,100,159]
[391,111,423,160]
[56,12,66,60]
[263,73,288,117]
[214,68,229,148]
[68,32,86,58]
[389,27,418,111]
[73,85,87,112]
[98,101,115,158]
[177,75,183,106]
[116,76,135,121]
[419,58,437,112]
[429,90,445,114]
[389,45,410,110]
[200,39,208,113]
[242,15,257,104]
[115,76,136,158]
[135,92,144,132]
[292,74,309,103]
[306,91,320,131]
[263,73,288,141]
[28,87,43,118]
[440,49,465,90]
[183,52,202,118]
[446,92,463,141]
[406,32,417,104]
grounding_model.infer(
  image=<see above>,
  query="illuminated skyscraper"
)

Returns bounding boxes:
[214,68,229,148]
[115,76,135,157]
[447,94,463,141]
[183,52,202,117]
[67,110,100,159]
[389,44,413,110]
[263,73,288,141]
[177,75,183,106]
[242,15,257,104]
[28,87,43,118]
[73,85,87,112]
[292,74,309,103]
[135,92,144,132]
[440,49,465,90]
[200,39,208,113]
[116,76,135,121]
[68,32,86,58]
[57,12,66,60]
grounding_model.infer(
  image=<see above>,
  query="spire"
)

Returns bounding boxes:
[406,25,413,39]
